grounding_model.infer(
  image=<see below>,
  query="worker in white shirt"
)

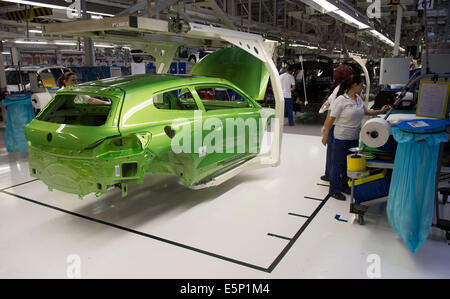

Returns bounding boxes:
[319,64,353,182]
[322,73,390,201]
[279,65,296,126]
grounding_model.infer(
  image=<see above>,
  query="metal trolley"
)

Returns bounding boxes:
[347,169,371,225]
[435,142,450,240]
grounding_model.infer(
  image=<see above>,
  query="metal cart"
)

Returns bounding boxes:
[434,142,450,240]
[347,169,371,225]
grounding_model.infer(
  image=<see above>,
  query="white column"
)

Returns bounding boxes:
[248,0,252,32]
[393,5,403,56]
[83,37,95,66]
[82,0,95,66]
[11,47,20,67]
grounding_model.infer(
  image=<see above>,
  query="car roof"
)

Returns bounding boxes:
[75,74,236,94]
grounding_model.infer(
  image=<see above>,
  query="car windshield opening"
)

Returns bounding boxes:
[38,94,112,126]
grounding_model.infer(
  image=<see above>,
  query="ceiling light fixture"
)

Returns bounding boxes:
[310,0,338,12]
[301,0,369,30]
[94,44,115,48]
[54,42,77,46]
[333,10,370,29]
[289,43,319,49]
[370,30,395,47]
[1,0,113,18]
[15,40,48,44]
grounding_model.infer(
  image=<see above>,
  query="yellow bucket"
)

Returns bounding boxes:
[347,154,366,172]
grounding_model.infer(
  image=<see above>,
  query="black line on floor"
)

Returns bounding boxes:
[2,187,330,274]
[304,196,324,202]
[267,194,330,273]
[288,213,309,218]
[0,190,269,273]
[316,183,330,187]
[0,179,39,191]
[267,233,292,241]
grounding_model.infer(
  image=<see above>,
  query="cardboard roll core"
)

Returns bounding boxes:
[347,154,366,172]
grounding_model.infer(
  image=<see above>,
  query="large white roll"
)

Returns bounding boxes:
[360,118,392,148]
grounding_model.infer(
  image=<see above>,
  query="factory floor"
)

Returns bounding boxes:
[0,118,449,279]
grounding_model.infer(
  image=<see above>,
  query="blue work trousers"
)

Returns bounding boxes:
[324,125,335,180]
[329,138,358,194]
[284,98,294,126]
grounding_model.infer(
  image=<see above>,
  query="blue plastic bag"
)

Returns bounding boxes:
[387,126,448,253]
[3,93,35,152]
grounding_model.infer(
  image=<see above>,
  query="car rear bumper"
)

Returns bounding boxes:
[28,145,147,198]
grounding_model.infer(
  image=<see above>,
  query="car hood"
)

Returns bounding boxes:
[190,47,269,101]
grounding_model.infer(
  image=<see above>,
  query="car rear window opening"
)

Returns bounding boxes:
[38,94,112,126]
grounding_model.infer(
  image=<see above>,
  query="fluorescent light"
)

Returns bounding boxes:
[289,44,319,49]
[370,29,381,37]
[311,0,338,12]
[334,10,370,29]
[94,44,115,48]
[1,51,10,55]
[1,0,62,10]
[0,0,113,18]
[91,15,103,19]
[370,30,395,47]
[15,40,47,44]
[28,29,42,33]
[88,11,113,17]
[54,42,77,46]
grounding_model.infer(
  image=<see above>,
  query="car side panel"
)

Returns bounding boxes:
[118,81,264,187]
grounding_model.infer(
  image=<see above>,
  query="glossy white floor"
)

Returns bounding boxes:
[0,132,449,279]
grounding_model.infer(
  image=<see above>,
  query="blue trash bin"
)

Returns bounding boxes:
[3,92,35,152]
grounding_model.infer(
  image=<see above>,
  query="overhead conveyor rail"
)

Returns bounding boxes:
[42,16,284,189]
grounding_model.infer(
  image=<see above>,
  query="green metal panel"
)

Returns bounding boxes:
[190,47,270,101]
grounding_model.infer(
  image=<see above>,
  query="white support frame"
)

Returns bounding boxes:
[349,54,370,107]
[42,16,284,188]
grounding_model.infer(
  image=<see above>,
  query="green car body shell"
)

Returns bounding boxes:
[25,48,275,198]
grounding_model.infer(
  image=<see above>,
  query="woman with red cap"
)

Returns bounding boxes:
[319,64,354,183]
